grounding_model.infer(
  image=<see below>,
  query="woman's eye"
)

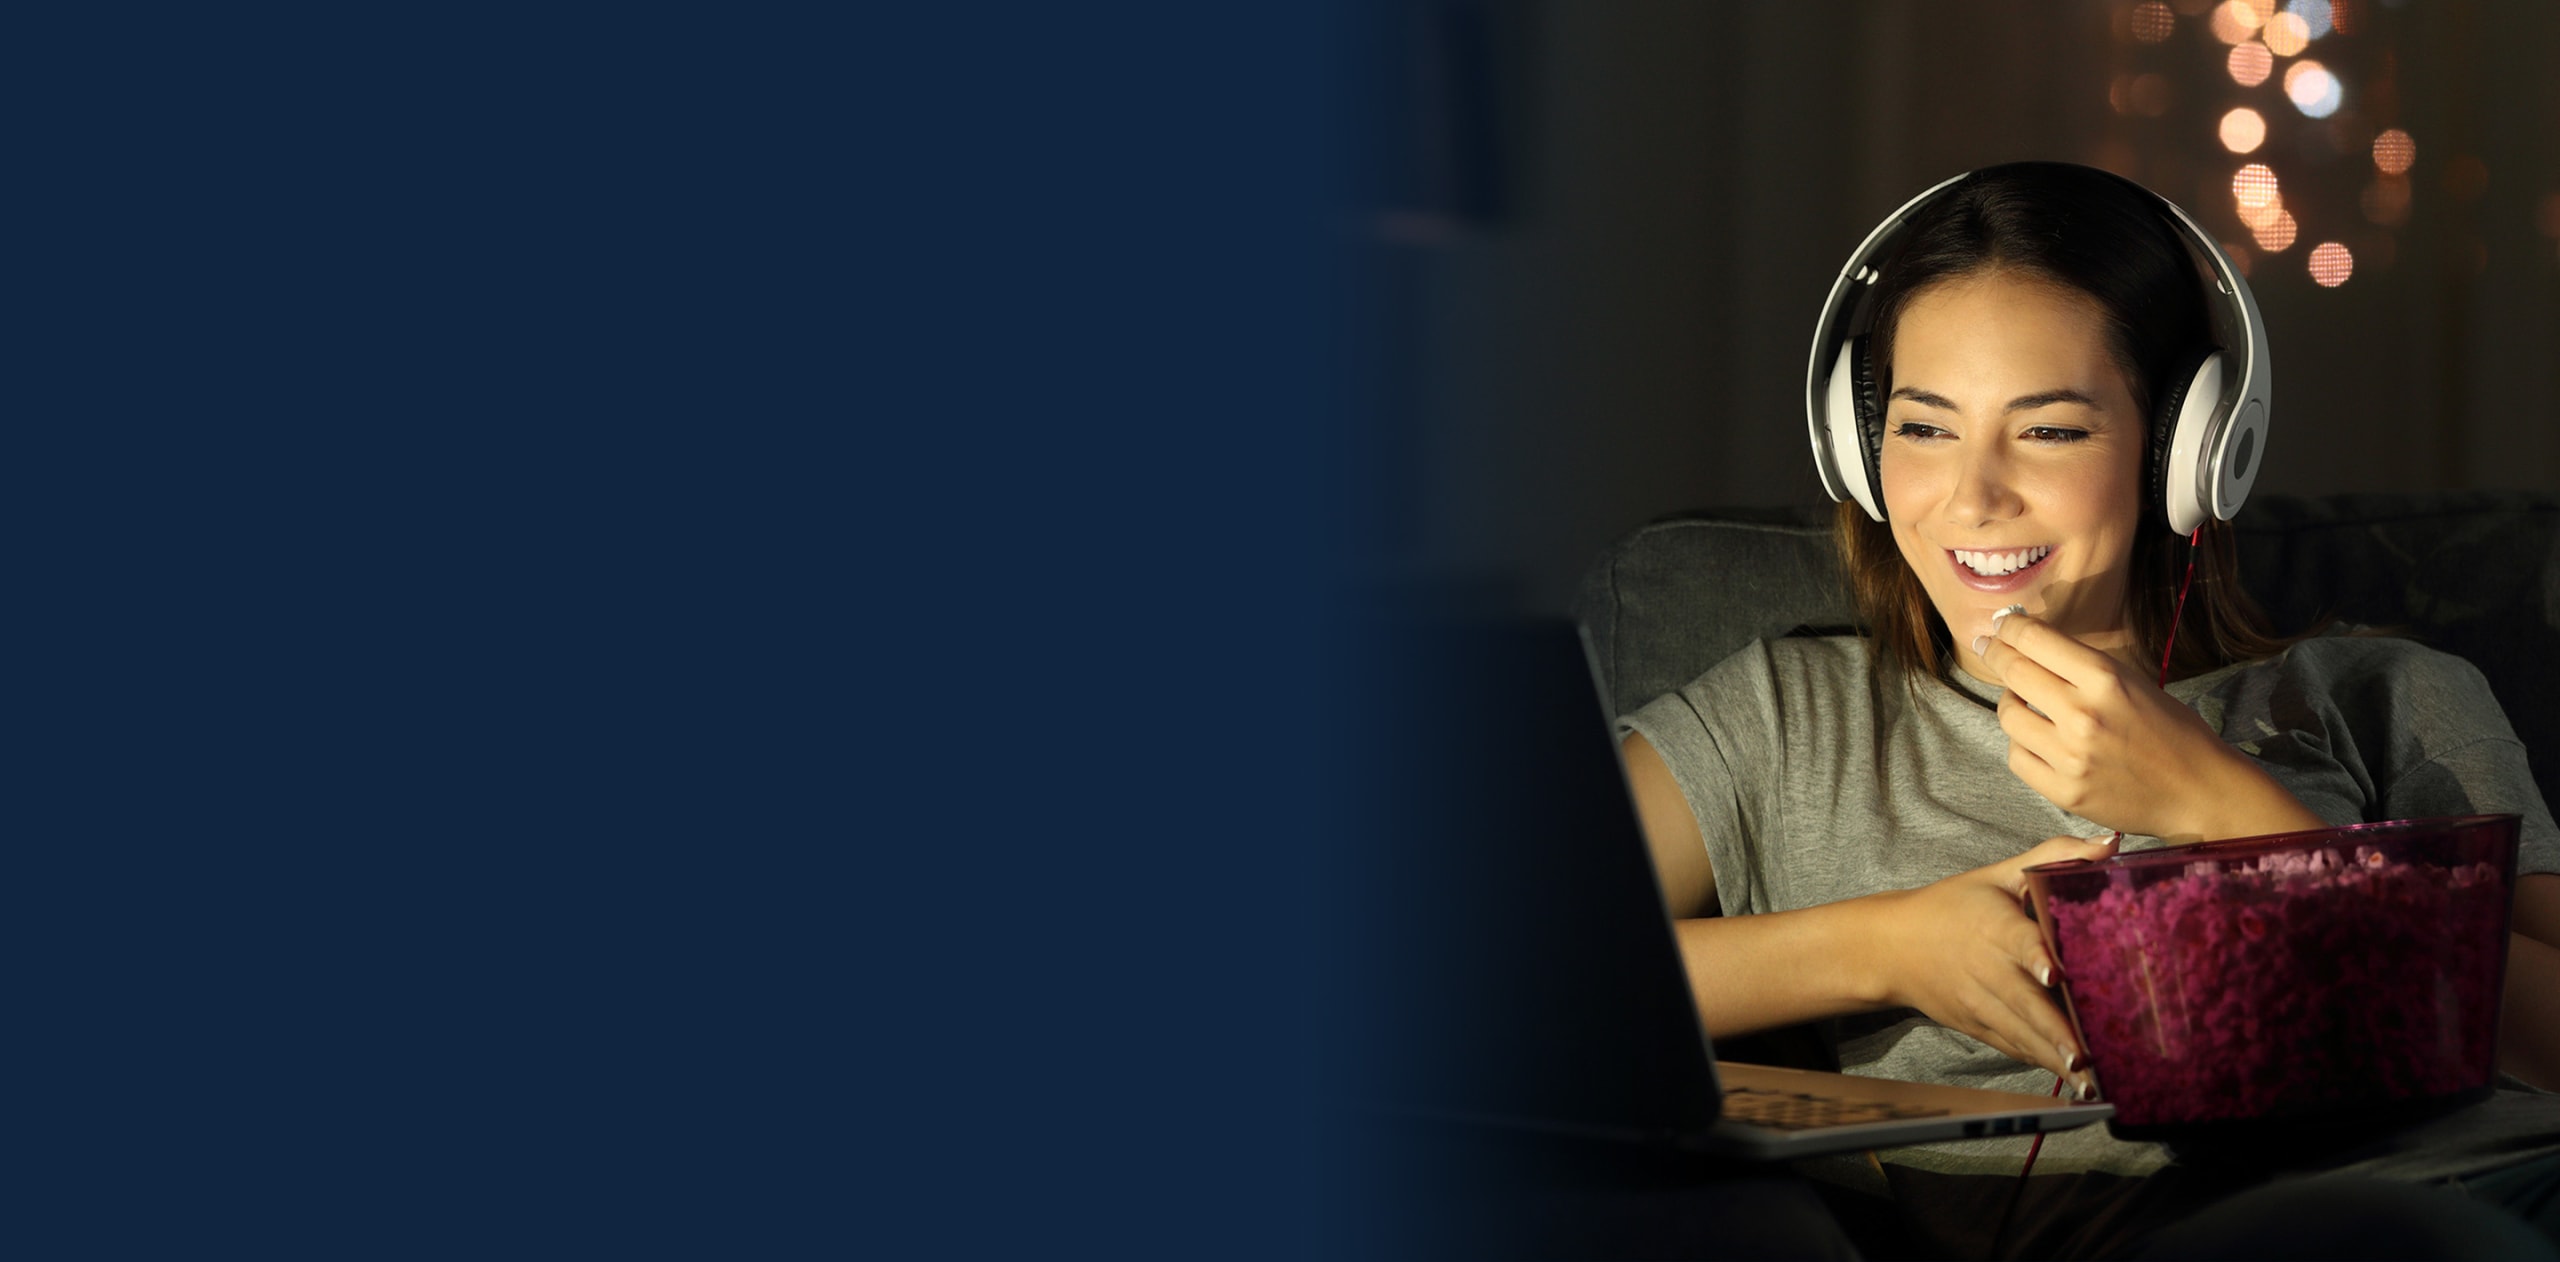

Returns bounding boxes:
[2024,426,2091,444]
[1891,421,1947,442]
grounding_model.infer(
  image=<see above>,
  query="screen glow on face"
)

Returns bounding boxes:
[1877,270,2148,682]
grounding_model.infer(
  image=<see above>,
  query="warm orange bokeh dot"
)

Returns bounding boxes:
[2373,129,2416,175]
[2261,12,2311,56]
[2220,108,2268,154]
[2233,163,2281,209]
[2228,42,2274,87]
[2308,242,2354,287]
[2133,1,2176,41]
[2211,0,2262,43]
[2253,208,2299,252]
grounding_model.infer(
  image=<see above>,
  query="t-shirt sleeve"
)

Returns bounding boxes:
[2369,647,2560,877]
[1615,642,1786,918]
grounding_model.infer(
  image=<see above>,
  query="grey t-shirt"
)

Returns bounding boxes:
[1619,630,2560,1179]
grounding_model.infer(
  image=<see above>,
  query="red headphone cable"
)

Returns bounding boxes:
[2157,524,2206,688]
[1997,526,2203,1250]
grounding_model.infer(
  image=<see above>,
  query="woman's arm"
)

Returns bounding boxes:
[1622,733,1716,918]
[1622,732,2106,1089]
[2499,872,2560,1089]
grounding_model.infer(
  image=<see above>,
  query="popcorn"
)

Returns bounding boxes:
[2043,847,2508,1129]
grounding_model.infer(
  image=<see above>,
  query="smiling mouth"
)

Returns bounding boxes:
[1952,545,2052,578]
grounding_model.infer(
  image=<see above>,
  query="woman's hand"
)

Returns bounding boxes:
[1977,610,2324,842]
[1872,833,2114,1093]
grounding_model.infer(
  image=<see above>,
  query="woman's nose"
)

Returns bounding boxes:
[1946,447,2022,525]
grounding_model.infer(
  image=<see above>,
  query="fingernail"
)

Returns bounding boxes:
[2037,960,2054,987]
[1971,635,1990,656]
[1992,604,2025,627]
[2059,1042,2083,1072]
[2075,1077,2099,1102]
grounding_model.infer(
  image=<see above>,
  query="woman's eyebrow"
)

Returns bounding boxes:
[2005,388,2100,412]
[1885,386,2101,412]
[1887,386,1958,409]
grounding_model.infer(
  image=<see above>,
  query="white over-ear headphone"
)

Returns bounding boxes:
[1804,164,2272,536]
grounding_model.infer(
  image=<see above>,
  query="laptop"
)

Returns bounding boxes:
[1349,613,2112,1159]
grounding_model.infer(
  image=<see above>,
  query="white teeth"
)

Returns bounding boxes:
[1955,546,2051,577]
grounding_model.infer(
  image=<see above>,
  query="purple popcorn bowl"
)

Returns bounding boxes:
[2024,815,2520,1143]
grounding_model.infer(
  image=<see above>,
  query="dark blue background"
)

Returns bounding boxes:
[21,6,1358,1256]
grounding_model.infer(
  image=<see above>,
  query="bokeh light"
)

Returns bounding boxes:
[2133,1,2177,41]
[2361,176,2411,227]
[2228,42,2274,87]
[2220,108,2268,153]
[2098,0,2390,291]
[2284,60,2342,118]
[2261,12,2311,55]
[2253,207,2299,252]
[2372,129,2416,175]
[2212,0,2263,43]
[2241,193,2288,231]
[2233,163,2282,210]
[2536,192,2560,240]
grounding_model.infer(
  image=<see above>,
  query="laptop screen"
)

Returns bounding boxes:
[1349,614,1725,1142]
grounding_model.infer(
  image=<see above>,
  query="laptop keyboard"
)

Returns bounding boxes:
[1722,1087,1952,1130]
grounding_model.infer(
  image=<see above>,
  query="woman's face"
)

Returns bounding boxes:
[1878,269,2149,683]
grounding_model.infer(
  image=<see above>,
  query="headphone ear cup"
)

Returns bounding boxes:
[2149,349,2215,529]
[2150,345,2232,535]
[1848,335,1886,519]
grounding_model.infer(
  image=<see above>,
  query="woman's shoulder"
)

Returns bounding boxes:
[2252,628,2490,683]
[1759,630,1876,667]
[1703,632,1875,687]
[2214,628,2506,716]
[1636,633,1874,716]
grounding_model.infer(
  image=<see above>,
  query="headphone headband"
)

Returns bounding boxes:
[1803,164,2271,535]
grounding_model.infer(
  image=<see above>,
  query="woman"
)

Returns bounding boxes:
[1614,163,2560,1257]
